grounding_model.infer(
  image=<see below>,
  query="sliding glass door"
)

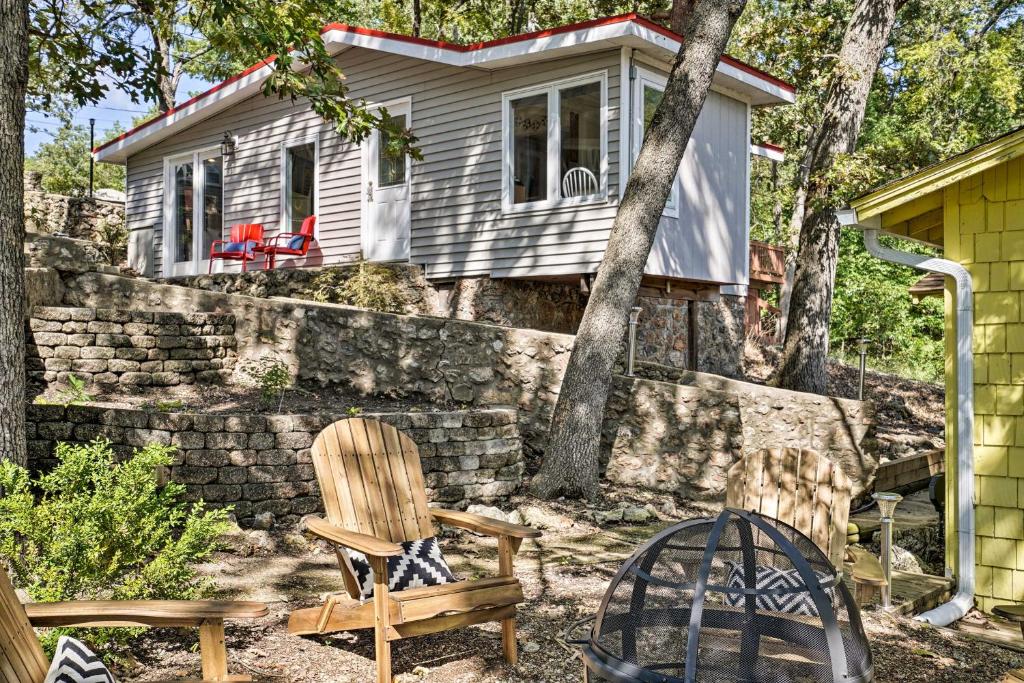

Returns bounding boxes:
[164,149,224,276]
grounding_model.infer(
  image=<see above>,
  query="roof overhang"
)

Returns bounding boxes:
[751,142,785,162]
[851,125,1024,221]
[95,13,795,165]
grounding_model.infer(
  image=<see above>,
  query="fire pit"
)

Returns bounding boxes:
[577,508,872,682]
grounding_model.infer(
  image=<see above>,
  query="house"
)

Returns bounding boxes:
[844,125,1024,616]
[94,13,795,375]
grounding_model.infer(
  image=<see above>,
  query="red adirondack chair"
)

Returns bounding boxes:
[259,215,317,269]
[209,223,265,273]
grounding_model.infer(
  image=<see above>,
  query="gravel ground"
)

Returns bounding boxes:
[102,490,1022,683]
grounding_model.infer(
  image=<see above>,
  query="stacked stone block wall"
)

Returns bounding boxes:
[27,307,236,387]
[26,405,524,526]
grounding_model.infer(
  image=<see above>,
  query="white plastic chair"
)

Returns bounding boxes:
[561,166,599,198]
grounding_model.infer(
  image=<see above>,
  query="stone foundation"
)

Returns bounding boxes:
[25,404,524,526]
[634,294,746,378]
[27,307,236,387]
[24,173,125,242]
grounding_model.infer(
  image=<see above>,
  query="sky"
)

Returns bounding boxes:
[25,73,212,156]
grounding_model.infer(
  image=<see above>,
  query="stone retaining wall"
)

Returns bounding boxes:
[27,307,236,387]
[63,271,878,498]
[25,405,524,526]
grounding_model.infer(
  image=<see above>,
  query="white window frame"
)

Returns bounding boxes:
[501,71,609,214]
[161,144,224,276]
[632,67,679,218]
[279,133,321,238]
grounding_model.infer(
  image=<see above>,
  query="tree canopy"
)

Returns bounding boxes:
[25,124,127,196]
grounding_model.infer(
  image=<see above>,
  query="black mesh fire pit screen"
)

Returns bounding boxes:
[579,508,872,683]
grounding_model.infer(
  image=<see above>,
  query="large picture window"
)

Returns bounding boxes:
[503,73,607,211]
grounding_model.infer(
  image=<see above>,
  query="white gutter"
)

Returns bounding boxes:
[837,209,974,626]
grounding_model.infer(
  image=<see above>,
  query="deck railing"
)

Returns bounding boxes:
[750,241,786,284]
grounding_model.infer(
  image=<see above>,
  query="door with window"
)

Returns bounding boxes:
[282,137,318,236]
[362,100,411,262]
[164,150,224,276]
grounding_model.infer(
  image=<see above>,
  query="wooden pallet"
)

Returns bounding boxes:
[874,449,944,494]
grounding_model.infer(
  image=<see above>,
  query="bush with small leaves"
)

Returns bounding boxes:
[307,261,406,313]
[0,439,231,655]
[243,355,292,411]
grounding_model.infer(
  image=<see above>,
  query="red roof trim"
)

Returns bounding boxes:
[628,16,794,94]
[94,56,277,153]
[94,14,794,155]
[754,141,785,153]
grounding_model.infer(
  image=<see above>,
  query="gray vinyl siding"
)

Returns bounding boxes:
[124,45,747,284]
[646,89,751,285]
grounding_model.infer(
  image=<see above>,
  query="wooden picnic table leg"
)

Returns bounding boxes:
[198,618,253,681]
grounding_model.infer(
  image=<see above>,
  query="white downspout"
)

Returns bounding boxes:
[838,211,974,626]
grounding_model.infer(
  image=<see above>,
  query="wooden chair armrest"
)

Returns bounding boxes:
[431,509,542,539]
[304,515,403,557]
[846,547,887,586]
[24,600,268,628]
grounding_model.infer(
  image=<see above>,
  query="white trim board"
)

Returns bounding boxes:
[95,17,794,165]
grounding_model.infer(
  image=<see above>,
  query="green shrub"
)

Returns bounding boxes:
[0,439,231,652]
[242,355,292,411]
[307,261,406,313]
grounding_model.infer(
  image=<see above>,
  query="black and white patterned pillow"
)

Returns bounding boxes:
[44,636,115,683]
[723,563,835,617]
[345,536,458,600]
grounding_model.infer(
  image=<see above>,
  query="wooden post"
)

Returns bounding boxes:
[198,619,229,681]
[371,556,392,683]
[498,535,517,665]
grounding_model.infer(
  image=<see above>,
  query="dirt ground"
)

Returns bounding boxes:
[109,489,1021,683]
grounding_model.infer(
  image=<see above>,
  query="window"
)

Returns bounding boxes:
[503,73,607,211]
[633,69,679,217]
[378,113,408,187]
[282,137,318,234]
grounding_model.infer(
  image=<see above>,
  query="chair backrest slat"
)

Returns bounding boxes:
[726,448,851,568]
[0,569,49,683]
[312,417,435,558]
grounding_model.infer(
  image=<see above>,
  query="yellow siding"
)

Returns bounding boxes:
[945,154,1024,611]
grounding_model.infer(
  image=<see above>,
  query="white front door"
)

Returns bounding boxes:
[164,150,224,276]
[362,100,411,262]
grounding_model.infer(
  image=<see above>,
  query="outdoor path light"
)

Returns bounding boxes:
[872,491,903,611]
[626,306,641,377]
[857,338,871,400]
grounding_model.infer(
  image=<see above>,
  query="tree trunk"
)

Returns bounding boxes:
[776,0,901,394]
[151,26,177,112]
[531,0,747,500]
[0,0,28,466]
[669,0,696,33]
[412,0,421,37]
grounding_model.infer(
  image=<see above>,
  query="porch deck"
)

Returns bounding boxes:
[841,565,954,615]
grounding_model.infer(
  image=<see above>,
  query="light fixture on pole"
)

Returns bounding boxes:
[856,337,871,400]
[626,306,642,377]
[873,491,903,610]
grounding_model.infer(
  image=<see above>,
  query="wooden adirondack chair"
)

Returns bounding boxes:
[726,447,886,605]
[0,565,267,682]
[287,418,542,683]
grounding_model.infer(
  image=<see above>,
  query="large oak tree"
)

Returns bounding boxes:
[775,0,904,393]
[531,0,748,500]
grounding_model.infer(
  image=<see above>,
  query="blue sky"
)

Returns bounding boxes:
[25,73,212,156]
